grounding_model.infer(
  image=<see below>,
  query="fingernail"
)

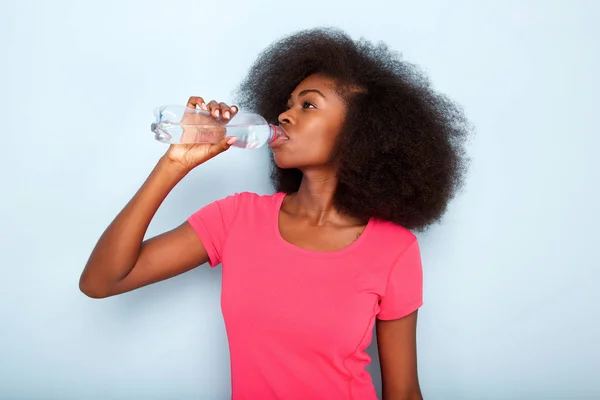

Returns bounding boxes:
[227,137,237,145]
[224,111,230,119]
[214,110,220,117]
[201,102,207,110]
[231,106,237,112]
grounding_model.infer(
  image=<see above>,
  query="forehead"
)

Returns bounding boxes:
[291,73,337,95]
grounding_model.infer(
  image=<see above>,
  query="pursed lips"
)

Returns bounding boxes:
[279,125,291,139]
[269,126,291,148]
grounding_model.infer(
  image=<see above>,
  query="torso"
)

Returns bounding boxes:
[278,194,368,252]
[186,191,421,400]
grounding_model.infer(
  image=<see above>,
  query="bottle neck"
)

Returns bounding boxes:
[268,124,280,142]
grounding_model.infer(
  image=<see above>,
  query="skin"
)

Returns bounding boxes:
[79,73,422,400]
[274,74,368,251]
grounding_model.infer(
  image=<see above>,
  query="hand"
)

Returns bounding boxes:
[163,96,240,170]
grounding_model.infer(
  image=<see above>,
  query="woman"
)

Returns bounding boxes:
[80,28,470,400]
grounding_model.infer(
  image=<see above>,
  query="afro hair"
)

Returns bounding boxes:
[235,27,471,231]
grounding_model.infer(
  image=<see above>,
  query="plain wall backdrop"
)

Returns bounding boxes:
[1,0,598,399]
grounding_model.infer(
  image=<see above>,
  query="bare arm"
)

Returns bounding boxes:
[79,157,208,298]
[377,311,423,400]
[79,96,238,298]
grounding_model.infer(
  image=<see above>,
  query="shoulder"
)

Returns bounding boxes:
[224,191,284,205]
[214,191,285,215]
[189,191,284,233]
[191,191,283,218]
[369,218,418,252]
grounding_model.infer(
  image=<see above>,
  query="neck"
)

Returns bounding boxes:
[286,167,362,226]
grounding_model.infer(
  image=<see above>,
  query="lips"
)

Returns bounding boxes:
[279,126,290,140]
[269,126,290,149]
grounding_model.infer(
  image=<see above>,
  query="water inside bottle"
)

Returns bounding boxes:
[151,105,277,149]
[227,125,271,149]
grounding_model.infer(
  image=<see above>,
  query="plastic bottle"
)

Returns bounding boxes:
[151,105,283,149]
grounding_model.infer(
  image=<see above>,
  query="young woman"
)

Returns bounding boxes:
[80,28,470,400]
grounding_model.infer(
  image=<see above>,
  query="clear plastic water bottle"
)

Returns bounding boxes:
[151,105,284,149]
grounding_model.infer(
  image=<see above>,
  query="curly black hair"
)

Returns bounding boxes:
[235,27,471,231]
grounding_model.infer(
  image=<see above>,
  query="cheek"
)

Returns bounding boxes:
[303,122,340,160]
[316,120,342,154]
[313,134,338,159]
[272,116,343,168]
[272,135,337,168]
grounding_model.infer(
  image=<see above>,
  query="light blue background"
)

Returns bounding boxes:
[1,1,598,399]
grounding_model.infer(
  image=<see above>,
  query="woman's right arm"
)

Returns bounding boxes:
[79,97,237,298]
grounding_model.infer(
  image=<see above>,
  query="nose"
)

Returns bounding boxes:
[278,108,294,125]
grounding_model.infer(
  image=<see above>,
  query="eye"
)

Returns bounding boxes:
[285,101,316,110]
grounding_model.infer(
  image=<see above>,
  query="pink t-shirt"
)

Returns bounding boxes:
[187,192,423,400]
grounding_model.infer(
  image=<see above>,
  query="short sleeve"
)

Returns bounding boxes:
[377,239,424,320]
[187,194,240,267]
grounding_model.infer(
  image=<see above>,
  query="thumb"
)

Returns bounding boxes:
[210,136,237,157]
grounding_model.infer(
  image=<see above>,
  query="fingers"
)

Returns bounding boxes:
[219,102,233,120]
[189,96,239,120]
[208,136,238,157]
[217,103,239,120]
[206,100,221,119]
[186,96,206,110]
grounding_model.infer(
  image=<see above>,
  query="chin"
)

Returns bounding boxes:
[273,153,300,169]
[272,147,330,170]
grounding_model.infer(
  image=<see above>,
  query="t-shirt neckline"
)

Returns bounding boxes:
[271,192,375,258]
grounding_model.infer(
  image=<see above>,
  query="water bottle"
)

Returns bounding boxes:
[151,105,284,149]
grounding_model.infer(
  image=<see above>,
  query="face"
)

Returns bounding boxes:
[270,73,347,170]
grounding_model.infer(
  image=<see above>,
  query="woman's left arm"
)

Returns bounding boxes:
[376,310,423,400]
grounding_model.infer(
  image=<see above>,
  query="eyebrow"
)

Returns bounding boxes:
[288,89,327,101]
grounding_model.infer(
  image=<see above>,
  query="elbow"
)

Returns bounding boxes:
[78,272,110,299]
